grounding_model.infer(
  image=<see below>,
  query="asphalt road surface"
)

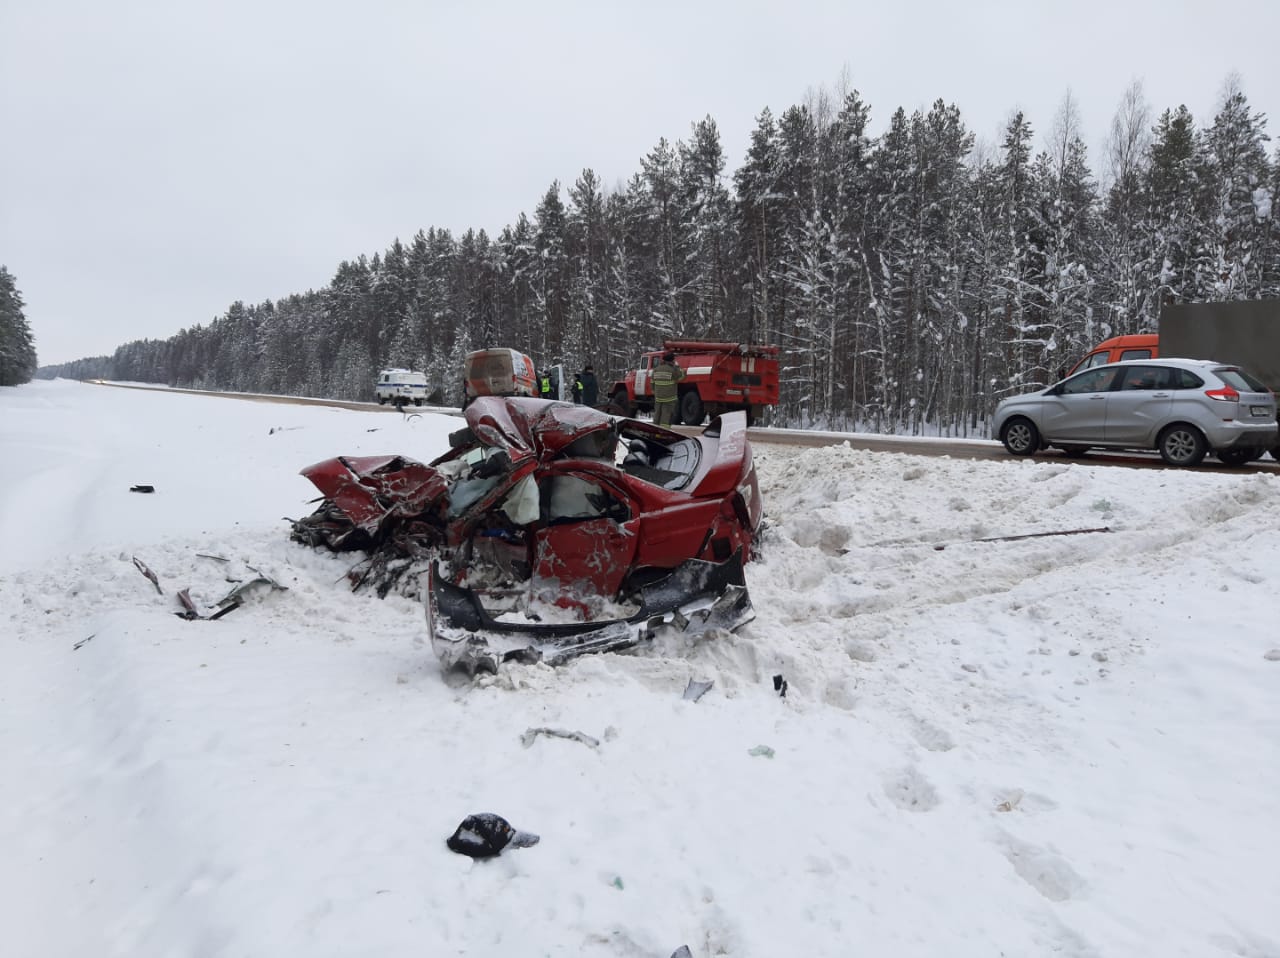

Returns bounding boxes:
[88,381,1280,475]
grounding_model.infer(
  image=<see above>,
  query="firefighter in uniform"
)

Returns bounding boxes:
[651,352,685,426]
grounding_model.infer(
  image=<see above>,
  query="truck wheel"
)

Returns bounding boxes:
[414,398,423,407]
[377,396,386,405]
[680,391,705,426]
[611,388,633,418]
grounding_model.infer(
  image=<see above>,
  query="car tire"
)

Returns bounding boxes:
[414,398,423,407]
[377,396,386,405]
[1157,424,1207,466]
[1000,417,1040,457]
[1058,444,1090,458]
[1217,448,1259,467]
[680,391,705,426]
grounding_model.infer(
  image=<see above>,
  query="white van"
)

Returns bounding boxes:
[374,368,429,407]
[462,348,539,409]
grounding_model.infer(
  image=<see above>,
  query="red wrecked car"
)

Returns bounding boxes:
[291,396,763,674]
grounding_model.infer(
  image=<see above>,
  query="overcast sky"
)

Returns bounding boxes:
[4,0,1277,366]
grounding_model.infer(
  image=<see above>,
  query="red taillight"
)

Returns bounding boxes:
[1205,386,1239,402]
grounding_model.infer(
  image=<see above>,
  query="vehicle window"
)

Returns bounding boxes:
[1119,366,1171,390]
[1061,367,1120,395]
[543,476,629,524]
[1118,349,1152,361]
[472,353,513,378]
[1213,367,1268,392]
[1172,369,1205,389]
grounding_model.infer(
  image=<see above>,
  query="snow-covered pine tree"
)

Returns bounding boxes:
[0,266,38,386]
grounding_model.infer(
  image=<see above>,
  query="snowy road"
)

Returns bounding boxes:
[3,379,1278,958]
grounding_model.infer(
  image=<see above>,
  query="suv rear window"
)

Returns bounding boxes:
[1213,367,1268,392]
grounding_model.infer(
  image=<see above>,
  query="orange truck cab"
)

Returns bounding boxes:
[1067,334,1159,376]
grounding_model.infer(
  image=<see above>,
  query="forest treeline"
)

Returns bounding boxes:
[0,267,38,387]
[38,79,1279,433]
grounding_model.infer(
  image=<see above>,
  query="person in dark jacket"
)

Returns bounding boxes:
[579,365,599,407]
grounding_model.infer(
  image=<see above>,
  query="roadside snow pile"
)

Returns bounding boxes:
[3,380,1279,958]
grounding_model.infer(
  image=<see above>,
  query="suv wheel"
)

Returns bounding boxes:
[1000,417,1040,457]
[1157,424,1206,466]
[1218,448,1259,467]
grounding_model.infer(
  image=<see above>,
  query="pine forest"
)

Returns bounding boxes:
[37,80,1280,435]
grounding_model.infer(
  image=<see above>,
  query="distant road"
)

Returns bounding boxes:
[86,380,1280,474]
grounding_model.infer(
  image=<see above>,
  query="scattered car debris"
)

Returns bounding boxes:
[129,484,155,494]
[773,674,788,697]
[748,744,775,758]
[933,526,1111,551]
[671,947,693,958]
[215,570,288,611]
[72,633,95,651]
[132,556,163,594]
[519,727,600,749]
[175,587,241,621]
[682,678,714,702]
[446,813,540,859]
[196,553,230,563]
[291,397,764,673]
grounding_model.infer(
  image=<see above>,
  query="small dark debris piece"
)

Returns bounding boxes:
[772,674,788,698]
[175,588,201,620]
[132,556,163,594]
[446,813,540,859]
[129,484,155,494]
[72,633,95,651]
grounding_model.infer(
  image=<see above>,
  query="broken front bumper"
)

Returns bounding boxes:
[426,552,754,676]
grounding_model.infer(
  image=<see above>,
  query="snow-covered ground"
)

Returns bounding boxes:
[3,379,1278,958]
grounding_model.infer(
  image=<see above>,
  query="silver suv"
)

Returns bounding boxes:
[994,359,1278,466]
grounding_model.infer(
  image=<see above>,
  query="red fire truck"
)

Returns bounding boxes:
[608,340,781,425]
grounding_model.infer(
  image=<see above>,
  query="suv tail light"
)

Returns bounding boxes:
[1204,385,1239,402]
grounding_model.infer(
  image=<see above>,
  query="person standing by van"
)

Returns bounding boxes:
[651,352,685,426]
[580,365,599,407]
[539,371,553,399]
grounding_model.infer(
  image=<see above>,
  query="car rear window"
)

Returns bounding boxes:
[1213,367,1269,392]
[1118,349,1152,361]
[470,353,514,378]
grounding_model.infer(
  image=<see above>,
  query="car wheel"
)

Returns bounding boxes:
[377,396,386,405]
[414,398,423,407]
[1217,448,1258,467]
[1157,423,1207,466]
[1000,417,1040,457]
[1058,445,1090,458]
[680,391,705,426]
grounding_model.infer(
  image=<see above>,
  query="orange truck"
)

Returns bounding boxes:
[608,339,781,425]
